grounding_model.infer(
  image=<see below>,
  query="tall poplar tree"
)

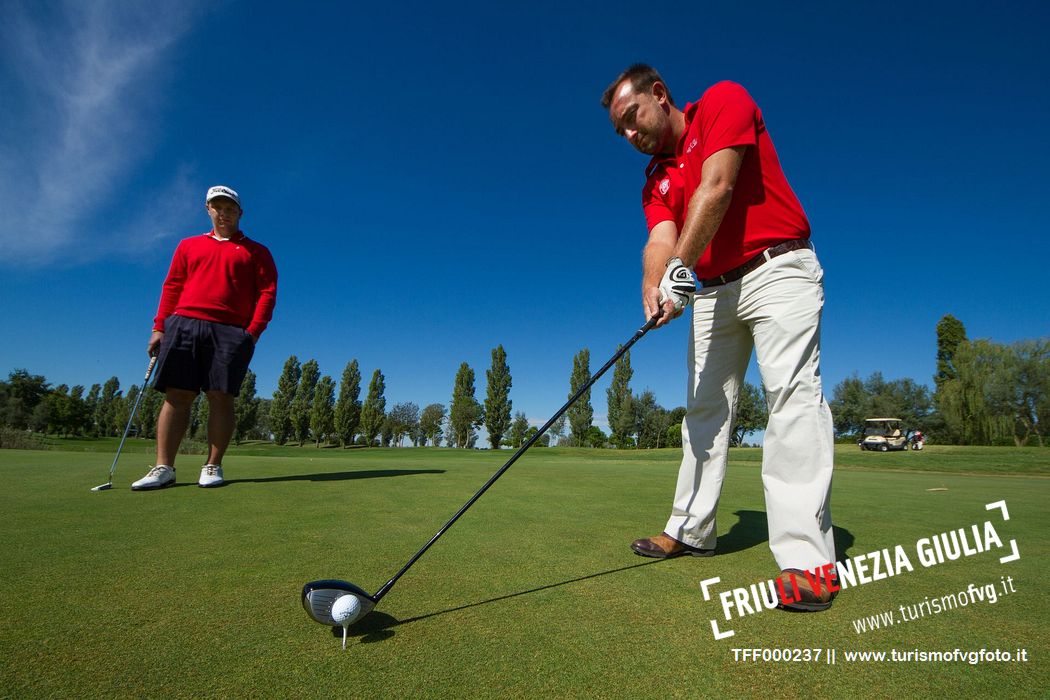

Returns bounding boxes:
[484,345,512,449]
[234,370,260,444]
[567,349,593,446]
[359,369,387,446]
[933,314,968,444]
[606,347,634,448]
[96,377,120,437]
[334,359,362,447]
[291,359,320,446]
[934,314,968,391]
[449,362,483,448]
[83,383,101,436]
[269,355,300,444]
[310,375,336,446]
[120,385,139,436]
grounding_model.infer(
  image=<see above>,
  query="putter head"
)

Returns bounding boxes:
[90,482,113,492]
[301,579,376,626]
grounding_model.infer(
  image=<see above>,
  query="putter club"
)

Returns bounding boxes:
[302,312,662,631]
[91,355,158,492]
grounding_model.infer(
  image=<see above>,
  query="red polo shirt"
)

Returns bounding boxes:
[642,81,810,279]
[153,231,278,337]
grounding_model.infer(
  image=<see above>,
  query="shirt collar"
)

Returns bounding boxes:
[645,155,675,179]
[206,229,245,242]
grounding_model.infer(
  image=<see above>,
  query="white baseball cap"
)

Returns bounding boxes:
[205,185,241,207]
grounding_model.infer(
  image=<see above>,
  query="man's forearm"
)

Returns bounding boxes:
[643,238,676,291]
[674,182,734,268]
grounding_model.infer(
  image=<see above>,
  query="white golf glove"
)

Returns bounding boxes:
[658,256,696,312]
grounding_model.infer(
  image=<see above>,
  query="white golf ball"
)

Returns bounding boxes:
[331,594,361,625]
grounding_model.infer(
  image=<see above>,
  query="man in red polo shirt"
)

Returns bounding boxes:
[132,185,277,491]
[602,65,836,611]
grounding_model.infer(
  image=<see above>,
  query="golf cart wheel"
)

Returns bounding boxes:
[879,444,888,452]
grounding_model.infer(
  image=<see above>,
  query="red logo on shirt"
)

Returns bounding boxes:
[659,178,670,195]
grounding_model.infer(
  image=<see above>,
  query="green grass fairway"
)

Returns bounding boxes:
[1,445,1047,698]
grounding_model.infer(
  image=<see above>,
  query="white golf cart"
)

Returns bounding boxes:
[859,418,910,452]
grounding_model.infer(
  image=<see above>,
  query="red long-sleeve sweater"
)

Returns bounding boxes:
[153,231,278,337]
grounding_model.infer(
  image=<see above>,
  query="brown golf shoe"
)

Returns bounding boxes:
[630,533,715,559]
[776,568,838,612]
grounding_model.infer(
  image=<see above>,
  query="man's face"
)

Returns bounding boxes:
[207,197,242,235]
[608,80,673,156]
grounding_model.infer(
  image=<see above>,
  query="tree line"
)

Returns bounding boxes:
[828,315,1047,446]
[3,314,1043,448]
[236,346,767,449]
[0,343,767,450]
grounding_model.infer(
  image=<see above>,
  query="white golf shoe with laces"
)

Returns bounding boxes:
[131,465,176,491]
[199,464,224,488]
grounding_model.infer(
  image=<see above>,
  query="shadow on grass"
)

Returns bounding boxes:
[150,470,440,486]
[833,524,855,563]
[225,469,445,485]
[716,509,769,555]
[333,517,858,645]
[716,509,855,563]
[334,559,666,643]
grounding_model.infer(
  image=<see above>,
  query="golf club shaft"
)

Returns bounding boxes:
[106,355,158,481]
[373,313,661,602]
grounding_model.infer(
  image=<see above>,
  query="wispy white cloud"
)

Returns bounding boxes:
[0,1,202,267]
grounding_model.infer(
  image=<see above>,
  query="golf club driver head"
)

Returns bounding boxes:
[90,482,113,492]
[302,580,376,627]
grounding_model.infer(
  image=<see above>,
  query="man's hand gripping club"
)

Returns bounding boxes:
[652,256,696,325]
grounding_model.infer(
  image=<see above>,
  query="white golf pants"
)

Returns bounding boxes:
[664,247,835,572]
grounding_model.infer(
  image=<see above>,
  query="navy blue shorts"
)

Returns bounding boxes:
[153,315,256,396]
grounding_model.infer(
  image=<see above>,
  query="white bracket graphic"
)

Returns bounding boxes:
[699,577,735,640]
[985,500,1010,520]
[710,619,735,640]
[985,500,1020,563]
[699,577,721,601]
[998,539,1020,564]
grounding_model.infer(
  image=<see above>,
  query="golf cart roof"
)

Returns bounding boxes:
[865,418,902,422]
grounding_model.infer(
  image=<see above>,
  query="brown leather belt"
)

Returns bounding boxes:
[699,238,813,287]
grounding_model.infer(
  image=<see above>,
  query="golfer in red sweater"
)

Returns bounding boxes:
[132,185,277,490]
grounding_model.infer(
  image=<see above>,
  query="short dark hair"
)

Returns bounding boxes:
[600,63,674,109]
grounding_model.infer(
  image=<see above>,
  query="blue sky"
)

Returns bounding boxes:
[1,1,1047,436]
